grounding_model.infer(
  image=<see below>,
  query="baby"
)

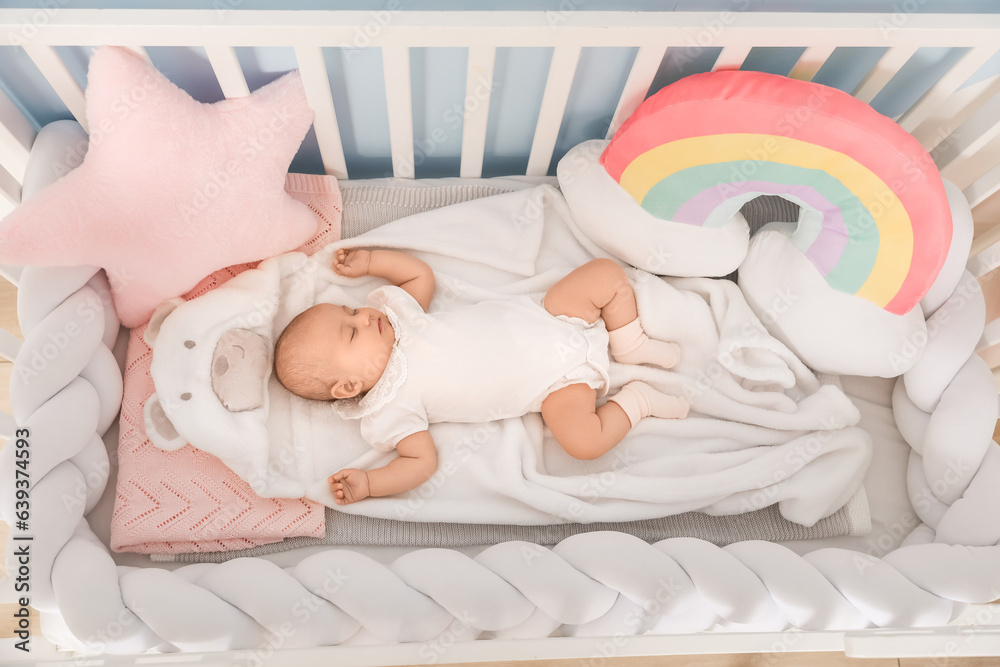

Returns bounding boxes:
[274,248,689,505]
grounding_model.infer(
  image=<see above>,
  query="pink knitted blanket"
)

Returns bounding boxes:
[111,174,340,554]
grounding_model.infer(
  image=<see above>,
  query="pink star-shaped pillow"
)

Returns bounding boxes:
[0,46,318,327]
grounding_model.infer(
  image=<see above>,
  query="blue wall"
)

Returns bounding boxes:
[1,1,998,178]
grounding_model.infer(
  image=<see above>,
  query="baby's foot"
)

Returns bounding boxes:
[608,318,681,370]
[609,380,690,426]
[631,381,689,419]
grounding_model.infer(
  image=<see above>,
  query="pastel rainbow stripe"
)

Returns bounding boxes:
[600,71,951,315]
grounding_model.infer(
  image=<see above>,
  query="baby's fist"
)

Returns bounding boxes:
[329,468,370,505]
[333,248,372,278]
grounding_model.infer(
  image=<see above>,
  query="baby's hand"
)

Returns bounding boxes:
[328,468,371,505]
[333,248,372,278]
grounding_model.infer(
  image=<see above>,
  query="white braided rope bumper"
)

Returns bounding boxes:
[1,252,998,653]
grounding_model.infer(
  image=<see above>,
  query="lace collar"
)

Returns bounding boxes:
[330,304,407,420]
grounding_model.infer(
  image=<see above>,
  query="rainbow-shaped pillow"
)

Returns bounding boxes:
[600,70,952,316]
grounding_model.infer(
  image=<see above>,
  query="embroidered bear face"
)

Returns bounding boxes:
[210,328,271,412]
[142,297,271,451]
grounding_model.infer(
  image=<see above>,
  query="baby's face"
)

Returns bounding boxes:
[299,303,395,399]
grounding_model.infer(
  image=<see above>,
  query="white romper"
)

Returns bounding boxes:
[331,285,611,452]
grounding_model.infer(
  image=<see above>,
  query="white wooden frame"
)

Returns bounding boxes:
[0,9,999,664]
[0,11,1000,209]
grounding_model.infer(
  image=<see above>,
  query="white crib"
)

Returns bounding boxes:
[1,8,1000,665]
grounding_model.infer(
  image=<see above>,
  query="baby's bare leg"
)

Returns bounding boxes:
[544,259,680,370]
[543,260,689,434]
[541,383,631,460]
[542,258,638,330]
[542,382,689,460]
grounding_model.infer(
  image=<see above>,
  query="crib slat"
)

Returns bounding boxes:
[712,45,752,72]
[934,92,1000,186]
[205,45,250,98]
[22,44,88,133]
[969,220,1000,283]
[969,239,1000,284]
[0,327,21,363]
[0,89,35,184]
[294,46,348,180]
[788,45,835,81]
[0,163,19,214]
[939,141,1000,194]
[980,324,1000,355]
[913,73,1000,151]
[526,45,581,177]
[898,46,997,133]
[852,46,917,103]
[124,45,153,64]
[606,45,666,140]
[459,45,496,179]
[963,162,1000,208]
[382,45,415,179]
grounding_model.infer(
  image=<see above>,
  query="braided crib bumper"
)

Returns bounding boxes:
[1,239,999,655]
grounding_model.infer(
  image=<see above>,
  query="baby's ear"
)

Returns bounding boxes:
[331,379,362,400]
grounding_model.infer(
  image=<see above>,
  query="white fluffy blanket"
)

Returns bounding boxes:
[150,185,871,526]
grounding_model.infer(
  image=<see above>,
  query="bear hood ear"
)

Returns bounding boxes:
[143,297,185,348]
[143,392,187,451]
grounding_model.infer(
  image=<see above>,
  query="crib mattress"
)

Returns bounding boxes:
[116,177,875,560]
[85,177,898,568]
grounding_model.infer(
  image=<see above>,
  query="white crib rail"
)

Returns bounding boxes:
[0,11,998,187]
[0,89,33,184]
[606,45,666,140]
[293,46,347,180]
[0,86,33,219]
[382,44,416,180]
[20,43,87,132]
[969,235,1000,384]
[460,45,497,179]
[204,44,250,98]
[787,44,836,82]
